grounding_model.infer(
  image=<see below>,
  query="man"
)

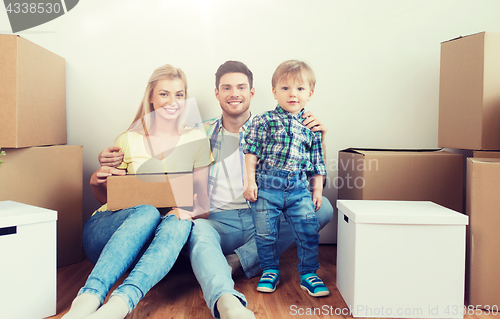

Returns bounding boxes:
[98,61,333,319]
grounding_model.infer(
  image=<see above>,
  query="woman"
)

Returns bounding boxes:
[62,65,212,319]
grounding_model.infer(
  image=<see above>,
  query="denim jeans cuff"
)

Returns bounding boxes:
[110,291,133,314]
[77,287,106,305]
[211,290,247,319]
[299,267,320,275]
[234,249,253,279]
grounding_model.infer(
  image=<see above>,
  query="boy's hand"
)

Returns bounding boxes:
[309,174,324,212]
[312,189,323,212]
[99,146,124,167]
[243,181,258,202]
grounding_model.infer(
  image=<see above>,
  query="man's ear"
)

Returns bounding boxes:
[250,87,256,99]
[215,88,220,101]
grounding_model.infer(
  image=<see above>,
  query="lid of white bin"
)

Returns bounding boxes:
[0,201,57,228]
[337,200,468,225]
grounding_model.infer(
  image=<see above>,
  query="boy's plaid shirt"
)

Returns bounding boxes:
[201,115,251,197]
[242,106,326,177]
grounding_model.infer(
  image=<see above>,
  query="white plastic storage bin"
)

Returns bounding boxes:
[0,201,57,319]
[336,200,468,319]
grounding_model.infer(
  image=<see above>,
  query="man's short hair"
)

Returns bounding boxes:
[272,60,316,90]
[215,61,254,89]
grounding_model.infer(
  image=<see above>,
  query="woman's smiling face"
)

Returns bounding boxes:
[149,78,186,120]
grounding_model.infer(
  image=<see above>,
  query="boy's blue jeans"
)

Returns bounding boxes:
[80,205,192,312]
[250,168,320,275]
[188,200,332,318]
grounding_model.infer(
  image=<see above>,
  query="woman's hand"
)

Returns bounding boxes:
[90,166,126,186]
[90,166,126,205]
[99,146,124,167]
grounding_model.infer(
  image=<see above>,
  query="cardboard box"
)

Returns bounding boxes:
[107,173,193,211]
[0,201,56,319]
[438,32,500,150]
[473,150,500,158]
[0,145,83,267]
[337,200,468,318]
[466,158,500,308]
[0,34,66,148]
[338,149,463,212]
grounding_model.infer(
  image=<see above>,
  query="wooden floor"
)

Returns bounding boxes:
[48,245,495,319]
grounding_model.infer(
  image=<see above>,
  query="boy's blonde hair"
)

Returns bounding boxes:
[272,60,316,90]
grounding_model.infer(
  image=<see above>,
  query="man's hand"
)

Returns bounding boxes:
[173,194,210,221]
[302,111,328,136]
[243,181,258,202]
[191,194,210,219]
[303,111,328,160]
[90,166,126,186]
[99,146,124,167]
[174,208,195,221]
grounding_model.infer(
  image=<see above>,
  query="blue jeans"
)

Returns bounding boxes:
[187,195,332,318]
[80,205,192,312]
[250,168,320,275]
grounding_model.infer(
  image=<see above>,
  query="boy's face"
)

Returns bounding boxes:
[272,73,314,114]
[215,72,255,118]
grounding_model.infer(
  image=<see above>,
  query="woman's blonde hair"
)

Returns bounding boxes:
[128,64,189,135]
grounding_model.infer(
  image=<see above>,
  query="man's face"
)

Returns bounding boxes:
[215,72,255,117]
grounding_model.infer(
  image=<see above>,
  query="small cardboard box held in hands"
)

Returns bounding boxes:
[106,173,193,210]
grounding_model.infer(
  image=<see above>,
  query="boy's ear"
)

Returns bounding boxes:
[272,87,277,99]
[308,89,315,100]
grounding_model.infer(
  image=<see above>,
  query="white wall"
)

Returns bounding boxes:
[1,0,500,243]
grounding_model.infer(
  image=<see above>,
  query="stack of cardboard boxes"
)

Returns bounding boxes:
[0,34,84,267]
[438,32,500,309]
[338,31,500,308]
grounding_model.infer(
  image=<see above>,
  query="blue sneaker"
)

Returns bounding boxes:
[300,273,330,297]
[257,269,280,293]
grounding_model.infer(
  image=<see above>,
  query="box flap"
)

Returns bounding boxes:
[468,157,500,164]
[337,200,468,225]
[473,151,500,158]
[339,148,444,156]
[0,200,57,227]
[441,32,485,44]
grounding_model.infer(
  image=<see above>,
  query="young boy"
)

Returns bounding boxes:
[242,60,329,297]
